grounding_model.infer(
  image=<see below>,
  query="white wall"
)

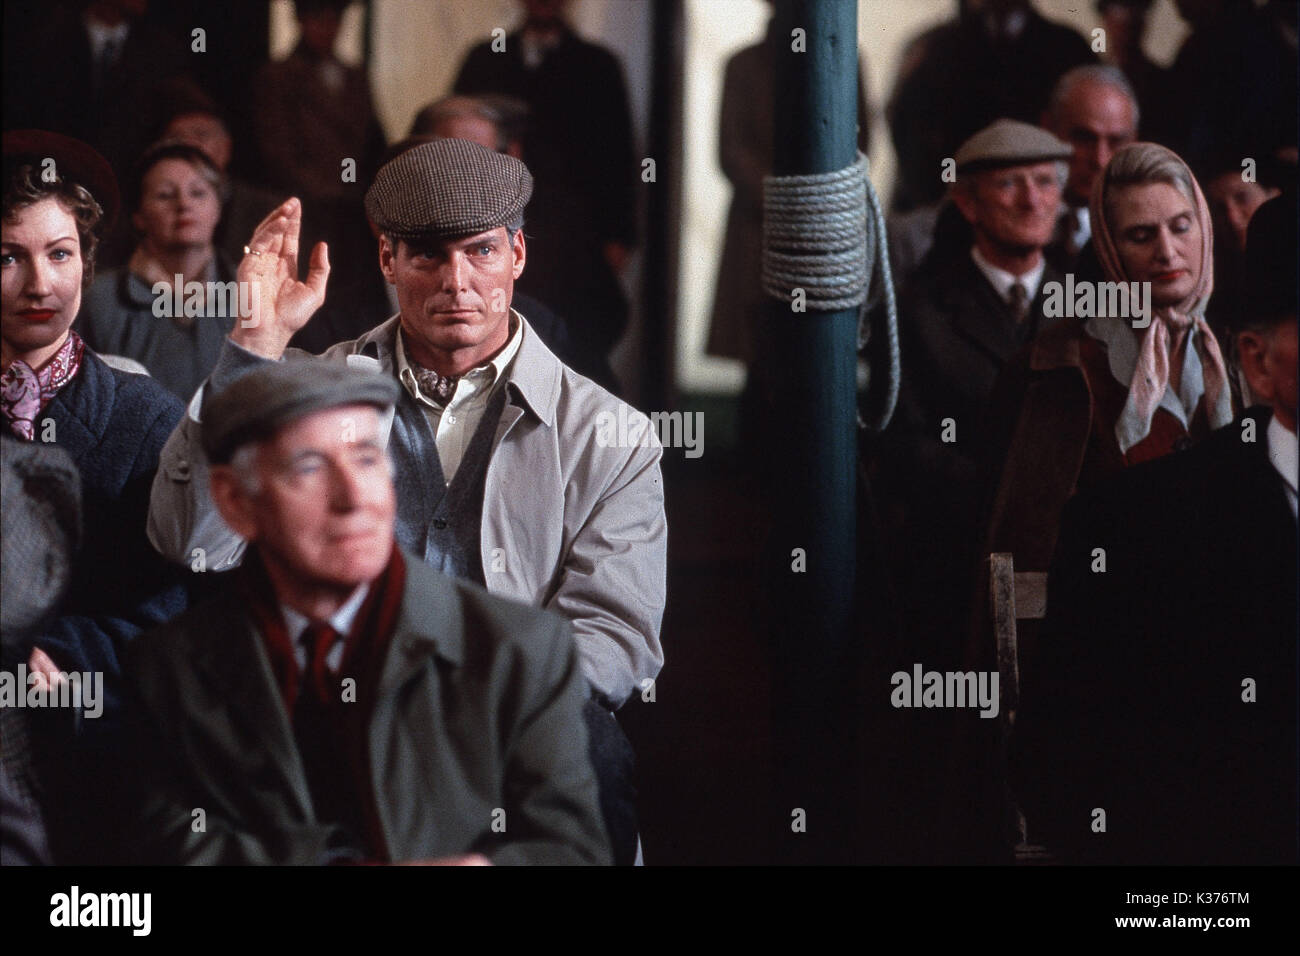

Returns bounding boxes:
[270,0,655,396]
[267,0,1195,399]
[675,0,1191,395]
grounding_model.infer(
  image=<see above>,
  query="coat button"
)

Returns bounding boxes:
[433,518,448,530]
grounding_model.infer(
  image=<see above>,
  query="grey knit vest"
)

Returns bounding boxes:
[387,385,508,585]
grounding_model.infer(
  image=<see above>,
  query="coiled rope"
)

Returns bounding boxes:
[760,151,899,431]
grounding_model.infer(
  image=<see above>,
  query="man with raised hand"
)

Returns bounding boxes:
[147,139,664,865]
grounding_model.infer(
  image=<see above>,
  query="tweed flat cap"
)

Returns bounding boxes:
[955,119,1072,173]
[202,361,400,464]
[364,137,533,241]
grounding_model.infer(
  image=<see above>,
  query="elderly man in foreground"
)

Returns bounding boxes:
[128,361,609,864]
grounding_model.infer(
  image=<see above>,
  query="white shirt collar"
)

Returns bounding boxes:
[395,311,523,409]
[1066,205,1091,250]
[280,583,370,670]
[84,16,129,60]
[985,8,1028,40]
[1267,414,1299,519]
[521,25,564,69]
[970,245,1046,305]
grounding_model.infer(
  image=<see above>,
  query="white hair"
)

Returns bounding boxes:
[228,443,262,496]
[223,429,396,499]
[1048,64,1141,132]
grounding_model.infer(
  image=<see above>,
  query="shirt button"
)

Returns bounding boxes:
[446,415,456,424]
[433,518,448,530]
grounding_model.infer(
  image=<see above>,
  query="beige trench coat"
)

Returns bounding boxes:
[147,312,666,708]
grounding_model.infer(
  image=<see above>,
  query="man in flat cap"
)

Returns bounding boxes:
[146,137,663,864]
[127,361,609,864]
[876,119,1071,702]
[1013,195,1298,863]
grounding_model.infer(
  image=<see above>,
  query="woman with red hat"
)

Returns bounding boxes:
[1,130,189,862]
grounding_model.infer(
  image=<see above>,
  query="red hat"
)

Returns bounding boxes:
[2,129,120,231]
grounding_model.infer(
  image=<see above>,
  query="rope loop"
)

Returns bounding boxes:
[761,152,871,311]
[760,151,900,431]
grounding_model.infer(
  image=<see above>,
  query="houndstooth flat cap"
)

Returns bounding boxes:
[364,138,533,241]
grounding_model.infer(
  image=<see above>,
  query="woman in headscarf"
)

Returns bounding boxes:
[983,141,1234,578]
[956,143,1234,861]
[1,130,188,861]
[77,141,234,402]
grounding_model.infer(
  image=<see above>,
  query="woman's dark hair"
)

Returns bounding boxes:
[128,141,228,216]
[2,161,103,290]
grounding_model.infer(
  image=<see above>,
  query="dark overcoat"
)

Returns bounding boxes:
[125,554,611,865]
[1012,408,1298,864]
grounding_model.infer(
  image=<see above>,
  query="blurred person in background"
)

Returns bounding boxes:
[78,142,236,401]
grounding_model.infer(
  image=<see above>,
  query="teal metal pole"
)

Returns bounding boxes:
[764,0,861,861]
[767,0,859,683]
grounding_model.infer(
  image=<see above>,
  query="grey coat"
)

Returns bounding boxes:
[126,554,611,865]
[147,312,666,708]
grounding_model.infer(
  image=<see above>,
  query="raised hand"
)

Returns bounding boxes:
[232,198,330,359]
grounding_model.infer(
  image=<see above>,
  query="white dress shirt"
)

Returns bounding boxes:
[1267,414,1299,519]
[1065,205,1091,256]
[280,582,370,672]
[521,25,564,69]
[395,314,524,484]
[84,17,129,70]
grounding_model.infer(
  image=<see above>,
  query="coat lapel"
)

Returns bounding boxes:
[191,600,316,817]
[1220,409,1296,557]
[374,560,464,700]
[943,256,1021,365]
[944,256,1062,366]
[368,559,466,857]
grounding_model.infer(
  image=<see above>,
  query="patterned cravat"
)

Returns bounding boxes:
[1,333,85,440]
[413,366,459,405]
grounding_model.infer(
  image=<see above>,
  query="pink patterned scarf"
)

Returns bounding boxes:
[1,331,85,440]
[1089,146,1230,446]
